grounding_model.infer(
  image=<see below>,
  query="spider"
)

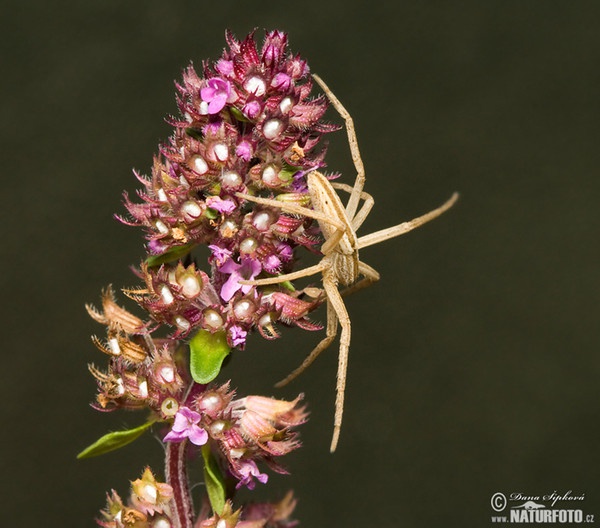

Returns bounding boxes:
[237,74,458,452]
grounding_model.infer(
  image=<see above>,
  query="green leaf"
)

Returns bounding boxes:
[279,166,297,182]
[189,329,231,384]
[202,444,227,515]
[77,420,155,459]
[185,127,204,140]
[281,280,296,292]
[229,106,250,123]
[205,208,218,220]
[146,244,194,267]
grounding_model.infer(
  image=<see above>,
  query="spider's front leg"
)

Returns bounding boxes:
[330,181,374,232]
[235,191,346,233]
[313,74,365,222]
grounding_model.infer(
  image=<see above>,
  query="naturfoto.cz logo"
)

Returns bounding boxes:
[490,491,594,524]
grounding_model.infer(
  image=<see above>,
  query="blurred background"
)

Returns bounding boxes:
[3,1,600,526]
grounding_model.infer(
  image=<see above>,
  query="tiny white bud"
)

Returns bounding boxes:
[108,337,121,356]
[213,142,229,162]
[263,118,284,139]
[221,170,242,188]
[152,517,172,528]
[203,309,223,329]
[156,188,168,202]
[252,211,273,231]
[179,275,201,298]
[219,219,238,238]
[154,219,169,234]
[259,313,272,326]
[209,419,228,437]
[262,164,280,186]
[234,299,255,319]
[229,447,245,459]
[244,75,266,96]
[239,237,258,255]
[182,200,202,218]
[199,392,225,413]
[159,285,174,305]
[143,483,157,503]
[138,380,148,398]
[191,155,208,175]
[157,364,175,383]
[174,315,190,331]
[279,96,294,114]
[115,377,125,396]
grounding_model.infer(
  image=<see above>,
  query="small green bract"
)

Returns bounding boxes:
[189,329,231,384]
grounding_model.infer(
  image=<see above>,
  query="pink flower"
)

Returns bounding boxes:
[236,459,268,490]
[219,257,262,302]
[242,99,262,120]
[235,139,254,161]
[229,325,248,347]
[206,196,237,214]
[200,78,233,114]
[270,72,291,91]
[163,406,208,446]
[209,244,233,267]
[216,59,233,76]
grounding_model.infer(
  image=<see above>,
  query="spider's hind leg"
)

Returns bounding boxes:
[274,296,339,389]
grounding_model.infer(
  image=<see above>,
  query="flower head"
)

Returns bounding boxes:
[89,30,327,527]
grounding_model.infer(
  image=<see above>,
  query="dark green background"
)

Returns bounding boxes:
[3,1,600,526]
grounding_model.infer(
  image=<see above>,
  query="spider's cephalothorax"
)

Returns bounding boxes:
[237,75,458,452]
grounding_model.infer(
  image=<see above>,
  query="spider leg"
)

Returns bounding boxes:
[313,74,365,222]
[331,182,374,231]
[238,262,326,286]
[235,191,346,232]
[340,261,380,297]
[274,296,338,389]
[357,192,459,249]
[322,275,351,453]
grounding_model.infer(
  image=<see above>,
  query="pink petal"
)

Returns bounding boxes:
[207,94,227,114]
[220,273,241,302]
[188,425,208,446]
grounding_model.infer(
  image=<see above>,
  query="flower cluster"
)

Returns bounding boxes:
[198,493,299,528]
[86,287,185,413]
[163,384,307,490]
[87,287,307,489]
[84,29,336,527]
[119,29,337,349]
[97,468,174,528]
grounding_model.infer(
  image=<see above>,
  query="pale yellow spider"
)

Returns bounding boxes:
[237,74,458,452]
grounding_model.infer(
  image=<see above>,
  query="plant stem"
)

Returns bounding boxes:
[166,439,193,528]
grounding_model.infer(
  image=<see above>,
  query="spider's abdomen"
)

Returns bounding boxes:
[331,250,360,286]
